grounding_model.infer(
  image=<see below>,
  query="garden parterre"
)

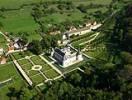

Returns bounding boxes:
[15,54,60,85]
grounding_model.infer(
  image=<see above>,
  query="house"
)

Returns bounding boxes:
[62,21,102,40]
[13,38,25,49]
[51,46,83,68]
[0,56,7,64]
[0,48,6,64]
[8,38,26,51]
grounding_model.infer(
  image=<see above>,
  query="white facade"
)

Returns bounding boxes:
[51,47,83,68]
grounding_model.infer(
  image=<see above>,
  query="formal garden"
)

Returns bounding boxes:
[0,0,131,99]
[11,51,61,85]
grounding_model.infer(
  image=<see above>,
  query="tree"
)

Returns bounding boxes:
[41,35,51,52]
[77,4,87,13]
[41,34,61,53]
[120,51,132,64]
[69,72,82,85]
[0,22,3,29]
[29,40,43,55]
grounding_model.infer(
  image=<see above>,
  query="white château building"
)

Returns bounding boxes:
[51,46,83,68]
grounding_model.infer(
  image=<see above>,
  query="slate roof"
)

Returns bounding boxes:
[54,48,65,57]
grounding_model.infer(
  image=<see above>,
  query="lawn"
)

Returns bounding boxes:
[44,69,60,79]
[17,59,30,65]
[0,63,27,100]
[74,0,112,5]
[0,0,112,41]
[30,74,46,84]
[0,0,112,9]
[12,51,34,60]
[30,55,60,79]
[21,63,33,70]
[41,11,85,24]
[0,0,42,9]
[0,63,17,81]
[0,6,39,32]
[0,34,8,50]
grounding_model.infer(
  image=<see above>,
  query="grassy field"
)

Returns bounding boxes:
[0,6,42,42]
[0,0,112,8]
[0,63,26,99]
[0,0,112,32]
[0,0,42,8]
[0,34,8,50]
[40,0,111,26]
[0,7,39,32]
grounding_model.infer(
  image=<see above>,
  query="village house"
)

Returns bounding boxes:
[62,21,102,40]
[8,38,26,52]
[0,48,6,64]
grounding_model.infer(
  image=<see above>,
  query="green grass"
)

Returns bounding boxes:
[43,54,53,62]
[0,63,17,81]
[31,74,46,84]
[44,69,60,79]
[0,34,8,50]
[17,59,30,65]
[28,70,39,76]
[0,6,39,32]
[0,0,112,42]
[12,52,25,60]
[21,63,33,70]
[0,0,112,9]
[84,45,109,61]
[12,51,34,60]
[0,0,42,8]
[16,55,58,84]
[72,32,97,47]
[0,63,27,100]
[41,11,85,24]
[30,56,42,62]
